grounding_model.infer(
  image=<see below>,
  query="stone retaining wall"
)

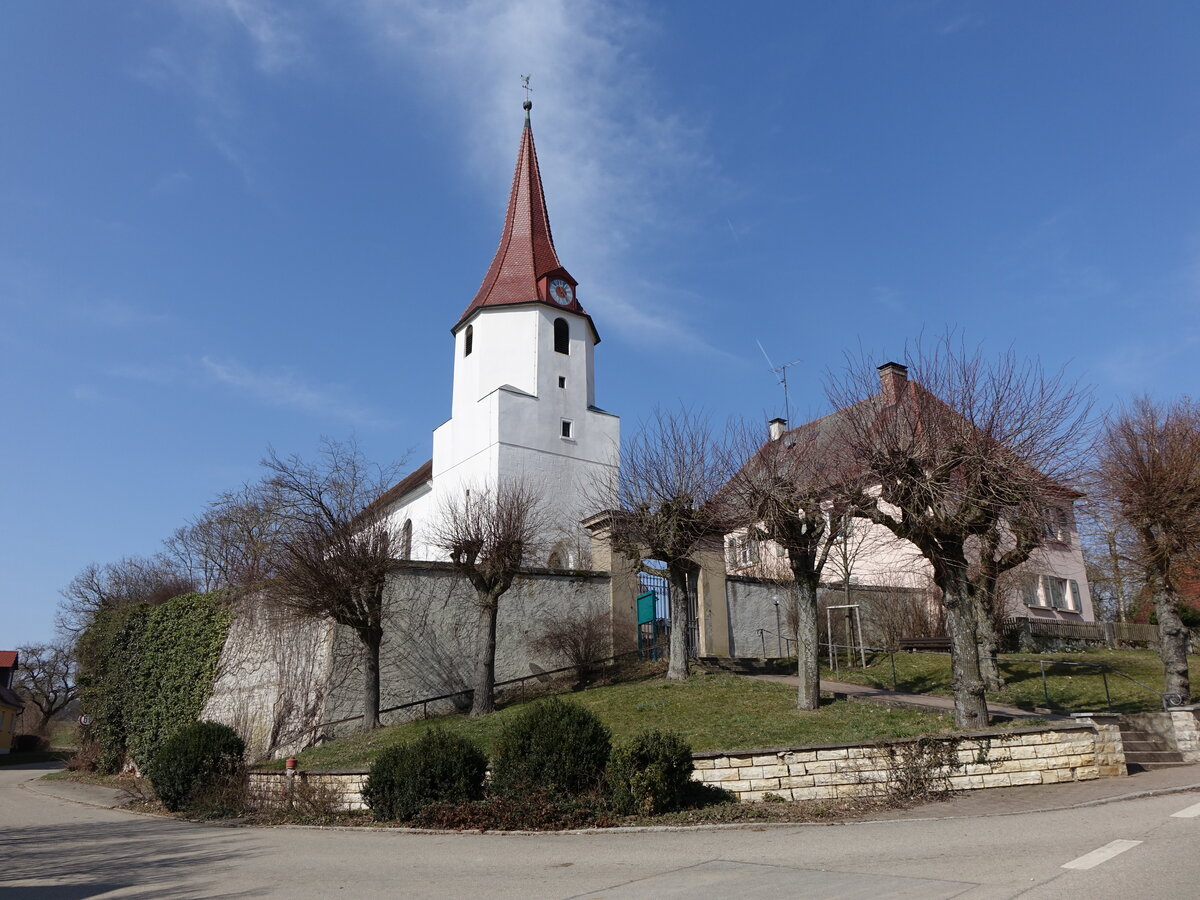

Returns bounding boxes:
[691,724,1103,803]
[249,721,1121,811]
[248,770,369,811]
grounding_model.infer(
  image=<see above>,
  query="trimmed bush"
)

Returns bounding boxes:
[147,720,245,813]
[362,728,488,822]
[607,729,695,815]
[490,697,611,797]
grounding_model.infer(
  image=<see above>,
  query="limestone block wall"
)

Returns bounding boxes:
[1070,713,1126,776]
[1169,707,1200,762]
[691,725,1104,803]
[248,770,369,812]
[247,722,1118,812]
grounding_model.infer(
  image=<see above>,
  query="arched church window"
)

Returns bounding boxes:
[464,325,473,357]
[553,318,569,355]
[400,519,413,560]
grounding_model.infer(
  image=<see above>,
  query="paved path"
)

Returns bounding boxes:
[5,761,1200,898]
[754,673,1071,721]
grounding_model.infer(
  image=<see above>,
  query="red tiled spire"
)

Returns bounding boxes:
[454,103,593,333]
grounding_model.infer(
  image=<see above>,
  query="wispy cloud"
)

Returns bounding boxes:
[347,0,723,351]
[134,1,307,187]
[200,355,380,423]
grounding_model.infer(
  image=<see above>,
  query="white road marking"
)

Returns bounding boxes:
[1061,840,1143,870]
[1170,800,1200,819]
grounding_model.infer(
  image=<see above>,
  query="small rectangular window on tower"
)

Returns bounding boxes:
[560,419,573,439]
[558,376,566,389]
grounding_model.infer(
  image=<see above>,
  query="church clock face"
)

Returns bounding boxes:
[548,279,574,306]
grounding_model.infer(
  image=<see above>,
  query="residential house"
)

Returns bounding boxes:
[0,651,21,754]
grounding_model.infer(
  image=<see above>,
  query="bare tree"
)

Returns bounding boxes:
[262,439,403,731]
[829,339,1091,728]
[594,408,735,681]
[57,556,197,638]
[430,480,547,716]
[163,484,281,593]
[13,642,80,735]
[1078,498,1142,623]
[1098,396,1200,703]
[723,419,852,709]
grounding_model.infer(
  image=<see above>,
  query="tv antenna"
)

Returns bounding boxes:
[757,340,802,424]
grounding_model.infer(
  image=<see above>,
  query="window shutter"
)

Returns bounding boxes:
[1068,579,1081,612]
[1022,578,1039,607]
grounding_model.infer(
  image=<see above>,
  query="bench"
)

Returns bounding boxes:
[898,637,952,653]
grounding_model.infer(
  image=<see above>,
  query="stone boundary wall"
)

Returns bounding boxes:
[691,724,1105,803]
[249,769,369,811]
[248,721,1120,811]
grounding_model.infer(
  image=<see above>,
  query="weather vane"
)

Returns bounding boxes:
[521,74,532,113]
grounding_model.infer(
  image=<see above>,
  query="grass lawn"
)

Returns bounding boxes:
[279,672,961,770]
[823,648,1200,714]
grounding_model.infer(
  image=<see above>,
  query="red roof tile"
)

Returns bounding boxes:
[455,109,597,339]
[0,651,16,669]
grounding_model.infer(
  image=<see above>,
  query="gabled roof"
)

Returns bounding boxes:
[0,651,16,669]
[454,104,598,341]
[376,459,433,513]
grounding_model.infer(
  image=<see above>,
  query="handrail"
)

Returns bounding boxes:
[303,649,649,735]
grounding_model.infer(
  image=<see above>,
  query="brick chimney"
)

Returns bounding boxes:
[877,362,908,403]
[768,417,787,441]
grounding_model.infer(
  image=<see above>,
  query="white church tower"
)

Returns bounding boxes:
[383,99,620,565]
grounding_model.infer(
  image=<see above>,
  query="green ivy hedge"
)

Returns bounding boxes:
[77,593,232,774]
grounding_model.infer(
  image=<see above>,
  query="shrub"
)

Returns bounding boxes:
[362,728,488,822]
[490,697,611,797]
[529,608,610,684]
[607,729,694,815]
[147,721,245,813]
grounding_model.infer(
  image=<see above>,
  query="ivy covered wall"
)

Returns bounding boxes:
[77,593,232,773]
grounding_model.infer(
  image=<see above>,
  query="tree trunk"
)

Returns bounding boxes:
[1154,588,1192,704]
[666,562,691,680]
[471,597,500,716]
[361,627,382,731]
[794,577,820,711]
[942,581,989,729]
[974,599,1005,692]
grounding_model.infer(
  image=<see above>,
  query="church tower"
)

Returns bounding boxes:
[387,100,620,565]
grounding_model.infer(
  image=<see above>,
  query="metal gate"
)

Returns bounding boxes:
[637,566,698,659]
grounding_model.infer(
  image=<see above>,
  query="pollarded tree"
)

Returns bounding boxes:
[829,338,1091,728]
[722,419,853,709]
[595,408,736,681]
[263,439,403,731]
[430,480,547,716]
[1098,396,1200,704]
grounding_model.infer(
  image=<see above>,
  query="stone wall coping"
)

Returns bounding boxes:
[390,558,609,581]
[689,724,1094,760]
[1168,705,1200,712]
[250,768,370,777]
[1070,712,1122,720]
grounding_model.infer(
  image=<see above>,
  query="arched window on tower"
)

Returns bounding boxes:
[400,519,413,560]
[464,325,473,357]
[553,318,569,355]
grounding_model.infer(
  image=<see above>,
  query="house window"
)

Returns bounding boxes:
[464,325,473,357]
[730,537,760,568]
[1032,575,1082,612]
[561,419,573,439]
[554,318,569,354]
[558,376,566,389]
[1042,505,1070,544]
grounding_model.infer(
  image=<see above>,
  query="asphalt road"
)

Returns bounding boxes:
[2,763,1199,899]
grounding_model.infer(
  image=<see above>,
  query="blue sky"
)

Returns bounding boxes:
[4,1,1198,643]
